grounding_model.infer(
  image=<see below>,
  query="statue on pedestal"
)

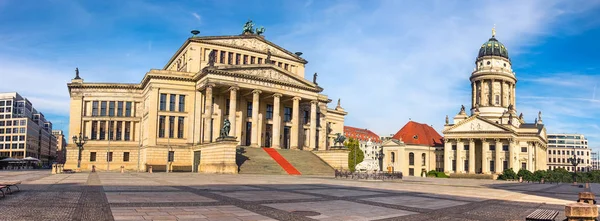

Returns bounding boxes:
[242,20,254,34]
[220,119,231,138]
[74,67,81,79]
[333,133,346,147]
[445,115,449,125]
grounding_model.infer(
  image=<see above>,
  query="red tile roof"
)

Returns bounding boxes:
[344,126,381,143]
[392,121,443,147]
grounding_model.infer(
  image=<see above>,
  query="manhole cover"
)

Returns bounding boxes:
[291,210,321,216]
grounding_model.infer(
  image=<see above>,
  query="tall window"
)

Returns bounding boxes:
[521,162,526,170]
[258,58,263,64]
[125,102,132,117]
[464,160,469,172]
[284,107,292,122]
[158,116,166,138]
[168,151,175,162]
[421,153,426,166]
[109,101,115,116]
[90,152,96,162]
[464,145,469,150]
[116,121,122,140]
[107,152,113,162]
[303,110,309,124]
[169,116,175,138]
[391,152,395,163]
[247,102,253,117]
[495,95,500,105]
[178,95,185,112]
[266,104,273,120]
[219,51,225,64]
[123,152,130,162]
[502,145,509,151]
[235,53,240,65]
[92,101,99,116]
[503,161,508,171]
[124,122,131,141]
[100,101,107,116]
[99,121,106,140]
[490,160,495,172]
[177,117,184,138]
[225,99,230,116]
[228,52,233,64]
[489,145,495,151]
[169,94,176,111]
[316,113,321,127]
[250,56,255,64]
[409,152,414,166]
[243,55,248,64]
[108,121,114,140]
[159,93,167,111]
[117,101,123,117]
[91,121,98,140]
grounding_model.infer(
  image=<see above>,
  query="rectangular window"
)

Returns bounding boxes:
[91,121,98,140]
[235,53,240,65]
[99,121,106,140]
[228,52,233,64]
[116,121,122,141]
[18,143,24,149]
[92,101,99,116]
[159,116,165,138]
[178,95,185,112]
[284,63,289,70]
[502,145,509,151]
[109,101,115,116]
[284,107,292,122]
[123,152,130,162]
[243,55,248,64]
[452,145,457,150]
[107,152,113,162]
[178,117,184,138]
[124,122,131,141]
[316,113,321,127]
[278,62,282,67]
[4,136,9,141]
[490,160,495,172]
[11,143,16,149]
[159,93,167,111]
[452,160,456,171]
[0,121,3,126]
[125,102,132,117]
[117,101,123,117]
[464,160,469,172]
[521,162,527,170]
[168,151,174,162]
[303,110,309,124]
[100,101,107,116]
[19,135,24,141]
[409,168,414,176]
[19,128,25,133]
[521,147,527,152]
[169,116,175,138]
[220,51,225,64]
[489,145,495,151]
[258,58,263,64]
[247,102,253,117]
[464,145,469,150]
[169,94,176,111]
[250,56,255,64]
[266,104,273,120]
[90,152,96,162]
[5,121,10,126]
[108,121,114,140]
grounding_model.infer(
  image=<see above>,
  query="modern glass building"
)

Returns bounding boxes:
[547,133,591,172]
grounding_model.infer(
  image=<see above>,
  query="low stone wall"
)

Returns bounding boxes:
[314,149,349,170]
[196,138,238,174]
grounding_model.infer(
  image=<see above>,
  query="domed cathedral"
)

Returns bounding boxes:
[65,21,347,172]
[442,28,548,176]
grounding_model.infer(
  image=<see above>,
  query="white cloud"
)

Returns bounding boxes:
[192,12,201,21]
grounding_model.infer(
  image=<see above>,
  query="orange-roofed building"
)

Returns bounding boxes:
[344,126,382,171]
[382,121,443,177]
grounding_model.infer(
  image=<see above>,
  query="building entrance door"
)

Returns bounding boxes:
[245,122,252,146]
[283,126,290,149]
[265,124,272,147]
[193,151,201,172]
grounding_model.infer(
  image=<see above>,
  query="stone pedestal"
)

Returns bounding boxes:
[196,137,238,174]
[313,147,350,170]
[565,202,598,221]
[578,192,596,205]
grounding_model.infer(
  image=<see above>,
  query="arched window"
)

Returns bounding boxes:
[409,152,415,166]
[421,153,426,166]
[391,152,396,163]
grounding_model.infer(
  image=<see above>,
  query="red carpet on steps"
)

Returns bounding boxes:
[262,148,301,175]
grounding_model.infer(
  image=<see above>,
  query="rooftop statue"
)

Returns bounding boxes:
[538,111,542,121]
[313,72,318,85]
[459,105,465,113]
[256,26,265,35]
[445,115,449,125]
[74,67,81,79]
[337,98,341,107]
[242,20,254,34]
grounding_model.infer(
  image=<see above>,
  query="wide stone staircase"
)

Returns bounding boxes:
[236,147,335,176]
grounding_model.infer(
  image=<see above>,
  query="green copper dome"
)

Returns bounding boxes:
[478,36,509,59]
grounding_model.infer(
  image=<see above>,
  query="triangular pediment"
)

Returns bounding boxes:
[445,116,510,133]
[206,65,321,92]
[382,139,404,147]
[198,37,304,63]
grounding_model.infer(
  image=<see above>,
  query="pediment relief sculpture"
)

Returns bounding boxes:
[206,39,298,61]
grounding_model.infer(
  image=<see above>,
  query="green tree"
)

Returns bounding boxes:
[498,168,517,180]
[346,138,364,172]
[532,170,547,183]
[517,169,533,182]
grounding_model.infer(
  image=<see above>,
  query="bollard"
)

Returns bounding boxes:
[51,164,57,174]
[92,165,96,173]
[519,176,523,183]
[565,202,598,221]
[148,166,153,173]
[541,178,544,184]
[120,166,124,173]
[58,164,63,174]
[585,182,590,189]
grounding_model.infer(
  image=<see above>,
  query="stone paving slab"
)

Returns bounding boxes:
[264,200,417,220]
[111,205,276,221]
[214,190,320,201]
[192,185,263,191]
[106,191,217,203]
[362,195,469,210]
[297,188,385,197]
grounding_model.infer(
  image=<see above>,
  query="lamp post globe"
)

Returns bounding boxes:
[72,133,88,169]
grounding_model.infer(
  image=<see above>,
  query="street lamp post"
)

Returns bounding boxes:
[72,133,88,169]
[568,148,580,185]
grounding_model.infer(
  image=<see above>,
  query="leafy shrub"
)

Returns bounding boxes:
[449,173,493,179]
[427,170,448,178]
[517,169,534,182]
[498,168,517,180]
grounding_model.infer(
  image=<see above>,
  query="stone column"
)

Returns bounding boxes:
[512,84,516,109]
[472,82,476,108]
[457,139,464,173]
[272,93,282,149]
[309,101,317,151]
[228,87,238,137]
[250,90,261,147]
[479,80,484,106]
[290,97,301,149]
[528,142,533,171]
[495,139,502,173]
[482,139,489,174]
[509,139,516,170]
[203,84,214,143]
[500,80,504,107]
[469,139,476,173]
[444,139,451,173]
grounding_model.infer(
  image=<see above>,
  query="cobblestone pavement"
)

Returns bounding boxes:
[0,171,595,220]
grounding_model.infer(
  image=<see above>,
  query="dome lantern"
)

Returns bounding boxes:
[477,26,509,59]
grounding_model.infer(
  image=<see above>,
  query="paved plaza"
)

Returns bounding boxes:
[0,171,598,220]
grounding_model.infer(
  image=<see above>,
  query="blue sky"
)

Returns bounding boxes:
[1,0,600,148]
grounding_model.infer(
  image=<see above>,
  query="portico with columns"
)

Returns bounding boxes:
[442,28,547,175]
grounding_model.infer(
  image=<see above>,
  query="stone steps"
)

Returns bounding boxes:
[276,149,334,176]
[236,147,287,175]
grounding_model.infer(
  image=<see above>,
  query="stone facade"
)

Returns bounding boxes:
[64,26,347,172]
[442,30,548,174]
[382,121,442,176]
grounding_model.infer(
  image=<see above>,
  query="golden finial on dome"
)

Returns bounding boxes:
[492,24,496,37]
